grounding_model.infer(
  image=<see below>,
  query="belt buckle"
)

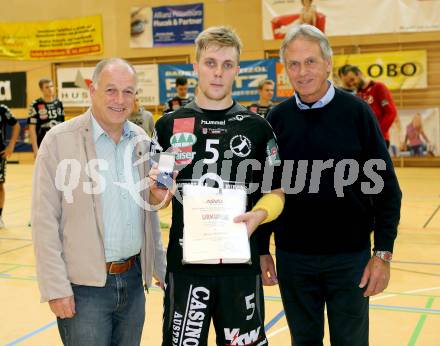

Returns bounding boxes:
[107,259,126,275]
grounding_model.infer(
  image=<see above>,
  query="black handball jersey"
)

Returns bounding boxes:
[247,103,273,119]
[163,96,194,114]
[0,104,18,151]
[154,101,280,275]
[27,97,64,146]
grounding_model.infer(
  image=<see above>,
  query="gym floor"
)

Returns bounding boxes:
[1,165,439,345]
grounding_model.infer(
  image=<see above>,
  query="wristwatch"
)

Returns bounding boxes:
[374,251,393,263]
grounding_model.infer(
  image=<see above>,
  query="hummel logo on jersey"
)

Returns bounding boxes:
[201,120,225,126]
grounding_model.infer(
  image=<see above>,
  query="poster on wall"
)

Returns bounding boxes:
[158,64,198,103]
[262,0,440,40]
[232,59,278,101]
[275,62,293,99]
[158,59,279,104]
[134,64,159,106]
[333,50,428,90]
[130,3,204,48]
[389,108,439,157]
[0,16,103,60]
[0,72,27,108]
[57,65,159,107]
[57,67,94,107]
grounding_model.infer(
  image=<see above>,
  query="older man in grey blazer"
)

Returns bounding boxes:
[32,58,172,345]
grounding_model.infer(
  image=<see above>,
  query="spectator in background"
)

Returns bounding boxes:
[339,64,397,148]
[337,65,356,94]
[0,104,20,228]
[247,79,275,118]
[28,78,65,156]
[388,116,402,157]
[163,76,193,114]
[129,97,171,229]
[129,97,154,137]
[404,112,430,156]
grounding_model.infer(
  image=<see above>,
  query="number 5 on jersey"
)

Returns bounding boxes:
[204,139,220,164]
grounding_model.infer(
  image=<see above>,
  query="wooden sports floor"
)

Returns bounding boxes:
[1,164,439,345]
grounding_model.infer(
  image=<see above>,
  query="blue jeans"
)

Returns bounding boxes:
[409,144,425,156]
[57,258,146,346]
[276,249,371,346]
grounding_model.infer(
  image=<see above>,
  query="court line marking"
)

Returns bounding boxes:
[393,260,440,266]
[423,204,440,228]
[0,244,33,256]
[266,304,440,341]
[408,297,435,346]
[266,286,440,340]
[0,262,34,267]
[369,304,440,315]
[0,264,23,274]
[0,273,37,281]
[392,267,440,277]
[384,291,440,298]
[370,285,440,302]
[6,286,440,344]
[264,310,285,332]
[0,237,32,241]
[5,321,57,346]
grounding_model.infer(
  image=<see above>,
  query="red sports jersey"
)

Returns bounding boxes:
[357,81,397,141]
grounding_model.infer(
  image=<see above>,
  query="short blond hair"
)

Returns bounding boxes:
[195,26,242,62]
[258,79,275,90]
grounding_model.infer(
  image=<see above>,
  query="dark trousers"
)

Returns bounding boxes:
[276,249,370,346]
[162,272,267,346]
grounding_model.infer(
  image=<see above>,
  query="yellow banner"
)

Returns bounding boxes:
[333,50,427,90]
[0,15,103,60]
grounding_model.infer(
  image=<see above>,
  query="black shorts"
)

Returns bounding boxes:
[0,157,6,183]
[162,271,267,346]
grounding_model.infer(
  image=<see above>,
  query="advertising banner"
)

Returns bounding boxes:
[0,15,103,60]
[0,72,27,108]
[158,59,279,103]
[262,0,440,40]
[333,50,427,90]
[57,67,94,107]
[57,65,160,107]
[130,3,203,48]
[134,64,159,106]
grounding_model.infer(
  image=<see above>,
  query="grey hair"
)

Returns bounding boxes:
[92,58,138,88]
[279,24,333,65]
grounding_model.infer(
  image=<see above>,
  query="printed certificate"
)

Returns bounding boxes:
[182,184,250,264]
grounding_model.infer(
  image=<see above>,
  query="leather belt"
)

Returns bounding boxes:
[106,254,137,275]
